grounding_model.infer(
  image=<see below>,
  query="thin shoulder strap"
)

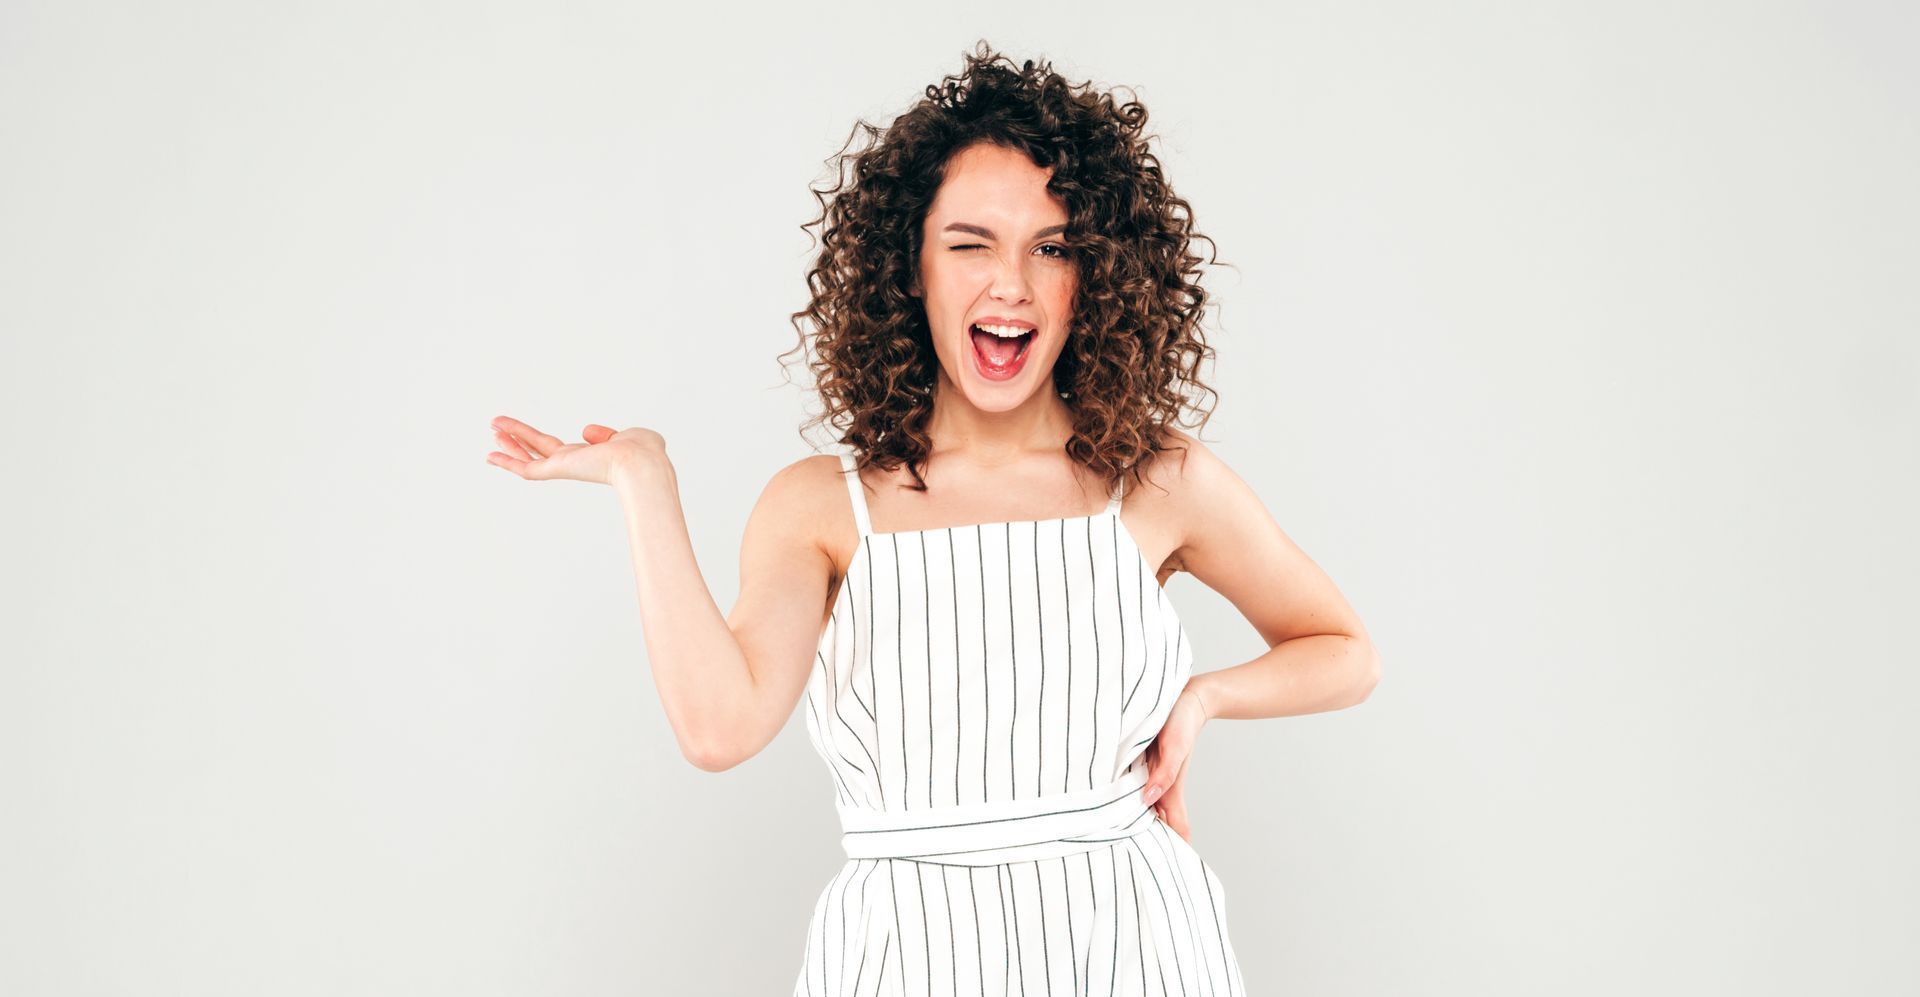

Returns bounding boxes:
[1104,473,1126,515]
[838,451,873,538]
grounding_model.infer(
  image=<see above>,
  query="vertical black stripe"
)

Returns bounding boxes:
[920,532,932,811]
[1143,604,1171,725]
[1114,516,1129,724]
[1126,848,1151,996]
[1083,849,1099,994]
[966,868,985,996]
[837,861,861,994]
[887,860,905,993]
[865,537,880,807]
[996,863,1012,994]
[817,863,828,996]
[858,860,880,992]
[1032,520,1044,799]
[1004,864,1026,994]
[978,524,988,802]
[1006,524,1016,801]
[1062,517,1073,795]
[893,537,907,809]
[1060,856,1079,994]
[915,862,932,996]
[938,866,956,997]
[1088,515,1101,790]
[1107,849,1120,997]
[950,530,960,808]
[1123,535,1148,712]
[1034,861,1054,992]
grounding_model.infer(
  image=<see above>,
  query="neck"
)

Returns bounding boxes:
[924,370,1075,465]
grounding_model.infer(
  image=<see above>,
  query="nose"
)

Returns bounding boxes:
[989,254,1033,304]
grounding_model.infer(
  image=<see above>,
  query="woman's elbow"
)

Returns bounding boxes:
[1343,640,1382,707]
[679,731,744,773]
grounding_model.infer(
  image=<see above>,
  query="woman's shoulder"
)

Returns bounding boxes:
[759,450,854,514]
[1133,425,1255,578]
[1137,424,1237,500]
[749,451,861,565]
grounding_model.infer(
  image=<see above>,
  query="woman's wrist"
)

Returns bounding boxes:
[1189,669,1222,721]
[609,444,674,492]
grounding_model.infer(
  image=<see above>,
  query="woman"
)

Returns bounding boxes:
[486,42,1379,997]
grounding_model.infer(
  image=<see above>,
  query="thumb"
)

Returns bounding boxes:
[582,424,615,444]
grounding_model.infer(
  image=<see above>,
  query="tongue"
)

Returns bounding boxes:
[972,327,1027,368]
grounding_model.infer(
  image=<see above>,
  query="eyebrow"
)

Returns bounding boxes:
[942,222,1067,240]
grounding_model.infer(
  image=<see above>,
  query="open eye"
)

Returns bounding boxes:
[1036,243,1069,259]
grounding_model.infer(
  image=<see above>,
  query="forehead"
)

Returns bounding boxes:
[926,143,1065,223]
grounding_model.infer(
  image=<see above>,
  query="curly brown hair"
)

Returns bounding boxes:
[779,41,1224,496]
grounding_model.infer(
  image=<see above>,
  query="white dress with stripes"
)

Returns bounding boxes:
[791,451,1247,996]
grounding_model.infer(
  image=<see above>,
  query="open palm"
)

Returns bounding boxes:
[485,415,665,485]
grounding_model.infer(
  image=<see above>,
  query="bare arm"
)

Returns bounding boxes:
[487,417,836,772]
[611,450,837,771]
[1156,429,1382,720]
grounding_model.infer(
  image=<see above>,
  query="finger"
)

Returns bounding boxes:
[485,446,558,480]
[502,429,548,460]
[1154,764,1191,835]
[485,451,531,478]
[494,429,536,462]
[1142,737,1189,805]
[1159,765,1189,825]
[1161,758,1189,807]
[1144,740,1190,808]
[492,416,565,456]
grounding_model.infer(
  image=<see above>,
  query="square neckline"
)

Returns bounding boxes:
[860,509,1119,540]
[824,452,1174,646]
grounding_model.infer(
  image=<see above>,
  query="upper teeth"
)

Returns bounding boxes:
[975,323,1031,338]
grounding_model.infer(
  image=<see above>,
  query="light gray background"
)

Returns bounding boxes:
[3,1,1914,994]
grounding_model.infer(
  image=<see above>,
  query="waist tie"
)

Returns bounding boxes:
[836,764,1157,866]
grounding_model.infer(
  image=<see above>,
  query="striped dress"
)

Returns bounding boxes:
[792,451,1247,996]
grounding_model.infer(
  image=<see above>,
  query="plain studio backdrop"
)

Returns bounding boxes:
[3,1,1914,994]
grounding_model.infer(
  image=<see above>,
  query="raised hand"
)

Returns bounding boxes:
[485,415,666,485]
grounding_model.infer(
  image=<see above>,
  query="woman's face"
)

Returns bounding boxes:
[914,141,1077,412]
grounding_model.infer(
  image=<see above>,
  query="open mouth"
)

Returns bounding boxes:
[969,323,1036,380]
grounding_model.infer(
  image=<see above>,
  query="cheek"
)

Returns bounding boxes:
[1046,271,1078,316]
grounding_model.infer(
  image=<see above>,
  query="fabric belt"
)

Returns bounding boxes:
[835,764,1158,866]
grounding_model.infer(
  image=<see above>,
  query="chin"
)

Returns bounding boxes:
[959,365,1056,410]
